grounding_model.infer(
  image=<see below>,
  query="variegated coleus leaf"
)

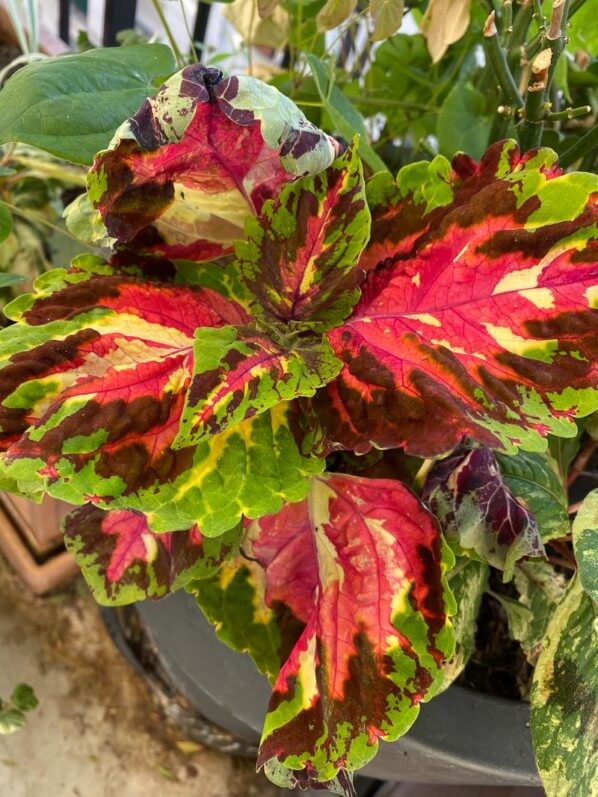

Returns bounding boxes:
[236,142,371,330]
[190,473,455,792]
[64,505,239,606]
[531,577,598,797]
[572,489,598,602]
[310,140,598,457]
[174,325,341,445]
[423,447,545,580]
[440,557,488,689]
[512,561,567,666]
[84,64,340,263]
[0,262,322,534]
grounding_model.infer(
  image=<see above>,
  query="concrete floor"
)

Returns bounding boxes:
[0,553,279,797]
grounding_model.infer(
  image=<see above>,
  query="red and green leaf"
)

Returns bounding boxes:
[191,473,455,791]
[423,447,545,579]
[0,264,322,533]
[310,141,598,457]
[174,325,341,444]
[236,142,370,329]
[64,505,239,605]
[86,64,341,263]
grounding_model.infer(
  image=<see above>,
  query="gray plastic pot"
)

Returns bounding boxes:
[125,591,542,787]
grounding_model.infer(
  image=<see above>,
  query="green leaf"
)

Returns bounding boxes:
[0,709,27,735]
[489,590,534,645]
[0,273,24,288]
[513,561,567,665]
[496,450,569,543]
[307,54,389,173]
[10,684,38,713]
[316,0,357,30]
[440,557,488,689]
[0,202,13,244]
[370,0,405,41]
[567,3,598,55]
[437,83,491,160]
[586,413,598,440]
[0,45,177,164]
[553,53,571,104]
[572,490,598,602]
[531,578,598,797]
[549,429,582,484]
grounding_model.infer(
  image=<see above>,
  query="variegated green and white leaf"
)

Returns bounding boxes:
[572,490,598,601]
[531,578,598,797]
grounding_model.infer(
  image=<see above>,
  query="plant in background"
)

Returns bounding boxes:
[0,2,595,796]
[0,145,87,319]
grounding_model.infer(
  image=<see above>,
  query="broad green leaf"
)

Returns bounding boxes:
[64,504,240,605]
[572,490,598,601]
[191,473,455,791]
[312,141,598,457]
[440,557,488,689]
[513,560,567,665]
[88,64,340,263]
[567,3,598,55]
[0,202,13,244]
[423,447,545,579]
[237,142,371,329]
[437,82,491,160]
[316,0,357,30]
[0,273,24,289]
[496,450,569,542]
[370,0,404,41]
[531,578,598,797]
[549,430,582,484]
[307,55,388,174]
[0,45,177,164]
[586,413,598,440]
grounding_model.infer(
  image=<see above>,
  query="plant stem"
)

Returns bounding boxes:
[567,437,598,486]
[179,0,198,63]
[150,0,185,68]
[519,47,552,149]
[532,0,546,29]
[484,11,524,111]
[544,0,569,93]
[500,0,514,44]
[545,104,592,121]
[559,123,598,167]
[550,539,577,568]
[5,0,31,55]
[509,0,533,56]
[7,155,87,186]
[0,199,97,248]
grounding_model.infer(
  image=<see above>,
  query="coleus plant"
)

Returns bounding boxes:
[0,61,596,797]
